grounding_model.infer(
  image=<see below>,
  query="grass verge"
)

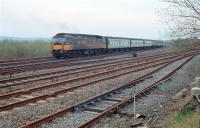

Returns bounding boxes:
[163,99,200,128]
[0,40,51,59]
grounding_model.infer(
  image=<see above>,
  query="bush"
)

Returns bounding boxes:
[0,40,51,59]
[163,101,200,128]
[170,39,200,49]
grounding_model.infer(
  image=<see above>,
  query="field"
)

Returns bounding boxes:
[0,40,51,59]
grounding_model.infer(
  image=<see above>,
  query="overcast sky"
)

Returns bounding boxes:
[0,0,168,39]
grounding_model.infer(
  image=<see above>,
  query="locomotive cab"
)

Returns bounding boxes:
[52,37,73,58]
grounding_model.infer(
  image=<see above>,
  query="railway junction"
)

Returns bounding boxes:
[0,48,199,128]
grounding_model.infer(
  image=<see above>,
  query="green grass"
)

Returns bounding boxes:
[163,108,200,128]
[0,40,51,59]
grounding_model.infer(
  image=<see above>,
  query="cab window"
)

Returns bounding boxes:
[52,38,65,44]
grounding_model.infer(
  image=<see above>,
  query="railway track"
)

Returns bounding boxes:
[0,48,160,67]
[0,49,191,76]
[20,53,196,128]
[0,51,197,112]
[0,53,185,112]
[0,56,52,65]
[0,51,190,90]
[0,49,198,128]
[0,50,194,84]
[0,51,140,75]
[79,55,194,128]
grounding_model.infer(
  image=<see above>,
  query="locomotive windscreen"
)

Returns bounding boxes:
[52,37,74,45]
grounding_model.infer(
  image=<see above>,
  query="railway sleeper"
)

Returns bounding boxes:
[20,56,188,128]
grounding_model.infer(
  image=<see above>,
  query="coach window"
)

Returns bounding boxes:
[111,40,114,45]
[110,39,113,44]
[115,40,117,45]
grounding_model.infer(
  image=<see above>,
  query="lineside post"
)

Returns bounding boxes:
[133,84,136,117]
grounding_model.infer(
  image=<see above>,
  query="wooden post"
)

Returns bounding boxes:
[133,84,136,117]
[9,73,12,78]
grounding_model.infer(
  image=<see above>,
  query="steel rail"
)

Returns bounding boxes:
[0,56,181,112]
[0,50,185,83]
[0,50,142,72]
[78,54,196,128]
[0,53,194,113]
[0,51,190,88]
[20,62,169,128]
[0,49,191,75]
[0,51,134,66]
[0,53,188,100]
[0,56,52,64]
[20,53,196,128]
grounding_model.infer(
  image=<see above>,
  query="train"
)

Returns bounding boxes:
[51,33,163,58]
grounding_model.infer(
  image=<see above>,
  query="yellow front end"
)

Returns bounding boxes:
[51,37,74,58]
[63,44,72,51]
[52,44,62,50]
[52,44,73,58]
[52,44,72,51]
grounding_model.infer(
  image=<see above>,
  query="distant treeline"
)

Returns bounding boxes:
[0,40,51,59]
[171,38,200,48]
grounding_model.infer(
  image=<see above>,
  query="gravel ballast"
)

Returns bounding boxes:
[93,55,200,128]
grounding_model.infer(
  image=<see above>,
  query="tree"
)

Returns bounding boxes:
[162,0,200,38]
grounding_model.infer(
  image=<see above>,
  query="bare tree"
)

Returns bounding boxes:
[162,0,200,38]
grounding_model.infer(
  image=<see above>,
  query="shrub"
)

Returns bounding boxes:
[170,39,200,49]
[0,40,51,59]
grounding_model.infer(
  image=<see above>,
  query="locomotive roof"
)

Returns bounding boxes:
[53,33,103,39]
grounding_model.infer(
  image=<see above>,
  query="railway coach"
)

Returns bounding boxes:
[51,33,162,58]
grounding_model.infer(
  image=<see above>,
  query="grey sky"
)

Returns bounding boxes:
[0,0,167,39]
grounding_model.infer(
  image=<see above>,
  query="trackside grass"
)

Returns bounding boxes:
[163,108,200,128]
[0,40,51,59]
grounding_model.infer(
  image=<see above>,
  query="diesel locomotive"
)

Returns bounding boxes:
[51,33,162,58]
